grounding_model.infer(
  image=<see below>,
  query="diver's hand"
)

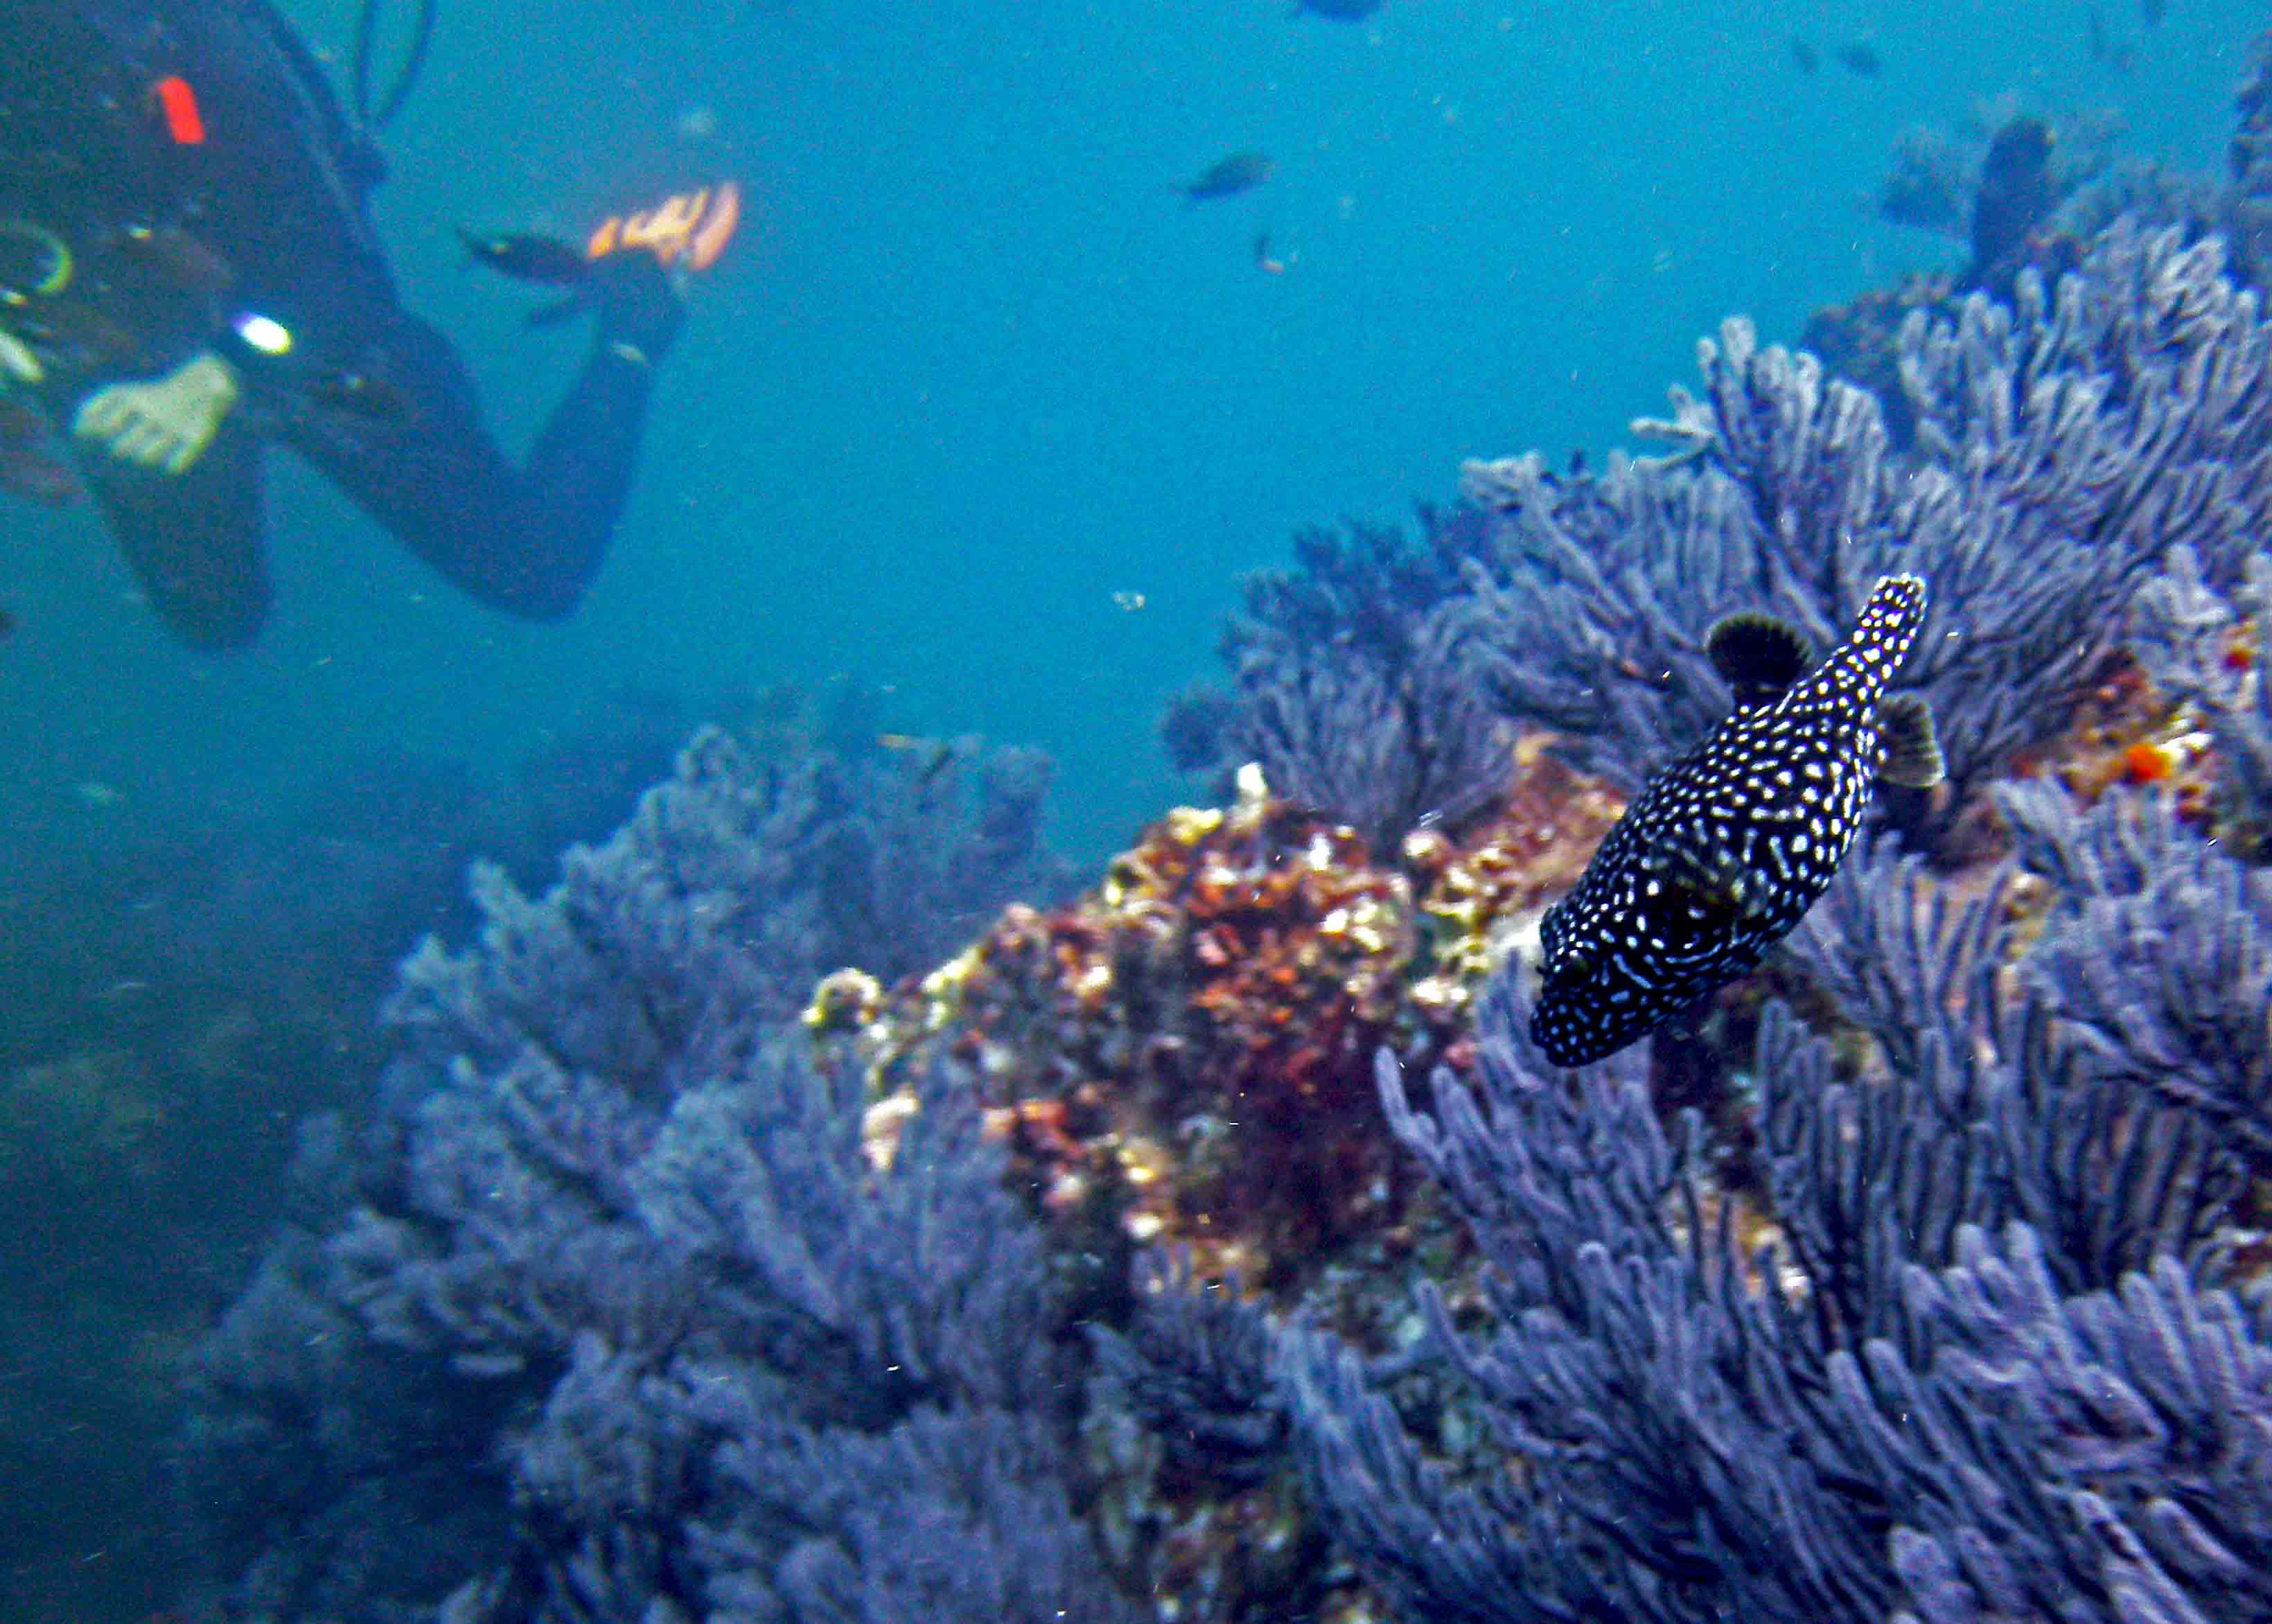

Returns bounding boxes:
[73,351,240,476]
[0,331,42,388]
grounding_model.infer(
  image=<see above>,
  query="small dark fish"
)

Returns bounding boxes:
[1788,37,1820,73]
[457,228,591,286]
[1179,151,1275,204]
[1835,38,1882,76]
[1531,575,1941,1067]
[1253,229,1287,274]
[1293,0,1383,19]
[0,605,15,640]
[2140,0,2165,25]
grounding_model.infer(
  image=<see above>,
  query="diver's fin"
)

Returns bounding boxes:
[586,182,741,273]
[1705,611,1814,707]
[1876,692,1946,788]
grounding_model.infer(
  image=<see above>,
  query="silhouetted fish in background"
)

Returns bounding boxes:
[1179,151,1276,204]
[1835,37,1883,75]
[1788,37,1821,73]
[1531,575,1943,1066]
[2141,0,2167,25]
[1293,0,1383,19]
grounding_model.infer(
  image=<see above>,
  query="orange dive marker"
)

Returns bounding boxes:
[155,76,206,145]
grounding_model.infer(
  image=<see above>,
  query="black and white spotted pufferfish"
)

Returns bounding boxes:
[1531,573,1944,1067]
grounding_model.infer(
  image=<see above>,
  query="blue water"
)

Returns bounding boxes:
[0,2,2263,1618]
[0,0,2243,868]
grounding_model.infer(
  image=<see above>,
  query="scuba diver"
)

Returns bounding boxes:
[0,0,737,648]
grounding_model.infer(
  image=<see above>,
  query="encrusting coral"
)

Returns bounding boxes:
[823,750,1616,1294]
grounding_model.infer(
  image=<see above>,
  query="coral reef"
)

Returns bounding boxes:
[1084,1253,1328,1618]
[193,1047,1120,1624]
[2131,544,2272,852]
[1454,218,2272,824]
[181,721,1107,1623]
[0,694,713,1624]
[819,754,1614,1292]
[177,33,2272,1624]
[2231,30,2272,285]
[1998,781,2272,1185]
[1192,228,2272,865]
[1872,100,2211,291]
[1251,897,2272,1624]
[183,729,1614,1623]
[1161,510,1518,853]
[1096,82,2272,1624]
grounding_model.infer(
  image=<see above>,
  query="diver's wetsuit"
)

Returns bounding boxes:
[0,0,680,648]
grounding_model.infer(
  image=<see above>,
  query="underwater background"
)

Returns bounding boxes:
[4,1,2271,1621]
[3,0,2250,860]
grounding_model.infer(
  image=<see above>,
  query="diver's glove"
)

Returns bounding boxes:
[73,351,241,477]
[584,252,685,366]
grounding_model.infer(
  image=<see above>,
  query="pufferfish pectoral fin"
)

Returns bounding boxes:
[1653,841,1756,938]
[1705,610,1816,708]
[1875,691,1946,788]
